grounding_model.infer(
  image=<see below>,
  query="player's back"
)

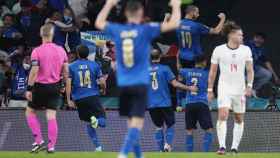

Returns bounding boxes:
[32,42,68,84]
[180,68,209,104]
[69,59,102,100]
[148,63,175,108]
[104,22,160,87]
[177,19,209,60]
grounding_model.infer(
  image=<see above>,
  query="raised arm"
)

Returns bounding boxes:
[209,13,226,34]
[95,0,119,30]
[160,0,181,33]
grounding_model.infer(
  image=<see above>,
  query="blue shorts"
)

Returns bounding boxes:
[75,95,106,122]
[149,107,175,128]
[185,102,213,130]
[119,85,148,118]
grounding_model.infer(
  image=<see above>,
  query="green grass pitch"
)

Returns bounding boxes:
[0,152,280,158]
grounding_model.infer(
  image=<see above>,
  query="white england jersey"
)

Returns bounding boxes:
[211,44,253,95]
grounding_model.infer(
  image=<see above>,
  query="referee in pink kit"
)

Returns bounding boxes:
[25,23,69,153]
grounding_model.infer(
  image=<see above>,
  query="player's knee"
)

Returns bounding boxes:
[98,117,106,128]
[46,109,57,120]
[234,117,243,124]
[130,117,144,129]
[234,114,244,124]
[219,110,229,121]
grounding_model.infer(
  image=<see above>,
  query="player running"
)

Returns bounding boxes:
[25,23,69,153]
[208,21,254,155]
[66,45,106,152]
[148,49,197,152]
[177,5,226,68]
[177,56,213,152]
[95,0,181,157]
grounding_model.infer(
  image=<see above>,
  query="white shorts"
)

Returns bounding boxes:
[217,94,246,113]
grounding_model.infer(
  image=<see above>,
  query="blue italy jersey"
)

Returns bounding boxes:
[104,22,161,87]
[69,59,102,101]
[11,64,29,100]
[148,64,176,109]
[180,68,209,105]
[176,19,210,61]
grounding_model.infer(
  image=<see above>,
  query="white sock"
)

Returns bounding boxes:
[231,122,244,150]
[216,120,227,148]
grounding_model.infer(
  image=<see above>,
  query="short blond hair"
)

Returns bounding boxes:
[40,23,54,38]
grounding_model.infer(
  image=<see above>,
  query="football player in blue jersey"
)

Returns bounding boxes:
[148,49,197,152]
[95,0,181,157]
[177,5,226,68]
[66,45,106,152]
[177,55,213,152]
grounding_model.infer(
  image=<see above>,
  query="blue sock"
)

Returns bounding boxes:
[133,139,142,158]
[165,126,175,146]
[97,117,106,128]
[86,124,100,147]
[154,129,164,151]
[186,135,194,152]
[203,132,213,152]
[120,128,140,156]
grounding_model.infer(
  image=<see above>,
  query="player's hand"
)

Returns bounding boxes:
[189,86,198,93]
[100,88,106,95]
[106,0,119,6]
[67,100,76,109]
[169,0,181,7]
[176,106,183,112]
[164,13,171,22]
[207,91,214,103]
[217,13,226,20]
[245,87,253,97]
[25,91,32,101]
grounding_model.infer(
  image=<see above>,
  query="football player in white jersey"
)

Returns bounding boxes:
[207,21,254,155]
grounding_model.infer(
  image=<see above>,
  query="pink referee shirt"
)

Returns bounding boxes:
[31,42,68,84]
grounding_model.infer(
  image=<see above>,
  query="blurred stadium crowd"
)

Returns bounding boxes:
[0,0,279,108]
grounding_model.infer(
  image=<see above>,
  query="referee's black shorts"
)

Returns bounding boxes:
[28,82,62,110]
